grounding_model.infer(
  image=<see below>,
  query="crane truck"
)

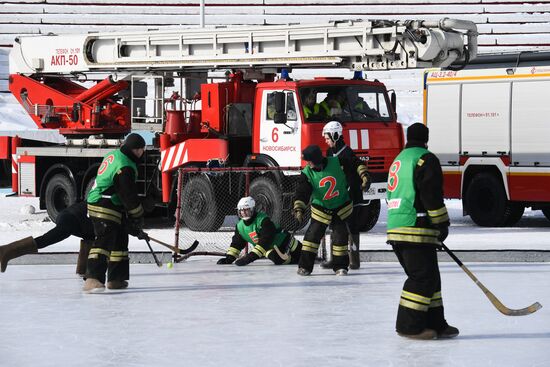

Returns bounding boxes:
[6,18,477,231]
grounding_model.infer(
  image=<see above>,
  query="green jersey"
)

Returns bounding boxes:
[236,211,286,249]
[87,149,138,206]
[386,147,428,230]
[302,156,349,209]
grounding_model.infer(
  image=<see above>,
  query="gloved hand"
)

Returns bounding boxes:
[235,253,259,266]
[360,173,371,192]
[437,225,449,242]
[127,216,145,237]
[136,230,149,241]
[217,256,236,265]
[293,209,304,224]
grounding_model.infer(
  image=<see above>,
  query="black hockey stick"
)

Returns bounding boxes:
[148,236,199,255]
[274,229,298,262]
[144,238,162,267]
[441,243,542,316]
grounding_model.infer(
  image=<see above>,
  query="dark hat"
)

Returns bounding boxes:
[407,123,429,144]
[302,145,323,165]
[123,133,146,150]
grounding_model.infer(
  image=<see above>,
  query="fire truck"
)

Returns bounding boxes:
[424,51,550,227]
[7,18,477,230]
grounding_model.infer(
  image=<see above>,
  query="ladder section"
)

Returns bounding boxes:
[11,18,477,75]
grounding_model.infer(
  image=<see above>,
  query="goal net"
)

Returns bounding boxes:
[173,166,309,260]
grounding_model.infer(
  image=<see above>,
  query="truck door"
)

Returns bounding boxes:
[258,90,302,166]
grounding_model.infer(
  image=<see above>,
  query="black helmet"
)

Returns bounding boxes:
[123,133,146,150]
[302,145,323,165]
[407,123,429,144]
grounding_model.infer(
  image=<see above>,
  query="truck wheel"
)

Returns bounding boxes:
[503,203,525,226]
[250,176,283,224]
[84,177,95,199]
[465,173,515,227]
[356,199,381,232]
[180,175,224,231]
[45,173,76,223]
[541,208,550,222]
[250,176,308,231]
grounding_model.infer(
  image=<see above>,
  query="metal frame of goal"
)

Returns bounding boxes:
[172,165,309,262]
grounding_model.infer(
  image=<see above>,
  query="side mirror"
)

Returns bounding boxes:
[273,92,287,124]
[390,91,397,115]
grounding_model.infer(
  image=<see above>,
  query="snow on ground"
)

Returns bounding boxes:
[2,193,549,254]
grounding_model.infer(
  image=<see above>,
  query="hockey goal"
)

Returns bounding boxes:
[173,166,309,260]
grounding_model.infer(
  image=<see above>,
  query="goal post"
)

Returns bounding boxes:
[173,166,309,261]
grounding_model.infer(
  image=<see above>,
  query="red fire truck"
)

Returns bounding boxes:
[6,18,477,230]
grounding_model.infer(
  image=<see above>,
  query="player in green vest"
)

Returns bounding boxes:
[293,144,366,276]
[386,123,457,340]
[217,196,302,266]
[321,120,370,270]
[83,133,147,293]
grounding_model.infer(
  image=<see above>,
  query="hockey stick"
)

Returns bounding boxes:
[148,236,199,255]
[144,238,162,267]
[177,251,226,262]
[274,229,298,262]
[441,243,542,316]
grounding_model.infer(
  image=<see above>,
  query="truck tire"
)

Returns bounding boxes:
[541,208,550,222]
[180,175,224,232]
[250,176,308,231]
[355,199,381,232]
[503,203,525,226]
[84,177,95,199]
[45,173,77,223]
[465,173,516,227]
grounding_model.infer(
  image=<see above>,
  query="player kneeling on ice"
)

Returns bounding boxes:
[293,144,368,276]
[217,196,302,266]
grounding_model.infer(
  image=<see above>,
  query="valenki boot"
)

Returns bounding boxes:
[0,237,37,272]
[76,239,93,276]
[349,234,361,270]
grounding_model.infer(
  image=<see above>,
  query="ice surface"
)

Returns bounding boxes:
[0,261,549,367]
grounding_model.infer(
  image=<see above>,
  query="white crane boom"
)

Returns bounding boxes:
[10,18,477,76]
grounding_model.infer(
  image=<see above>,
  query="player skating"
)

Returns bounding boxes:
[387,123,458,339]
[321,120,370,269]
[84,133,148,292]
[293,144,368,276]
[216,196,302,266]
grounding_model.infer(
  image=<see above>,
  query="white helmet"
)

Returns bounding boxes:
[322,120,343,142]
[237,196,256,220]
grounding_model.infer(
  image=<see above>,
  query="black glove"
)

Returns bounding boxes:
[437,225,449,242]
[127,216,145,236]
[235,253,259,266]
[217,256,236,265]
[293,209,304,224]
[136,230,149,241]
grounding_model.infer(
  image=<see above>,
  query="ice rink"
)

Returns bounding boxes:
[1,259,548,367]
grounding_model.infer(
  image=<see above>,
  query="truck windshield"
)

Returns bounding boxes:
[299,85,392,123]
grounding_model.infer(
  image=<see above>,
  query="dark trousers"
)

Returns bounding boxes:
[34,211,93,249]
[300,216,349,272]
[392,243,449,334]
[86,217,130,284]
